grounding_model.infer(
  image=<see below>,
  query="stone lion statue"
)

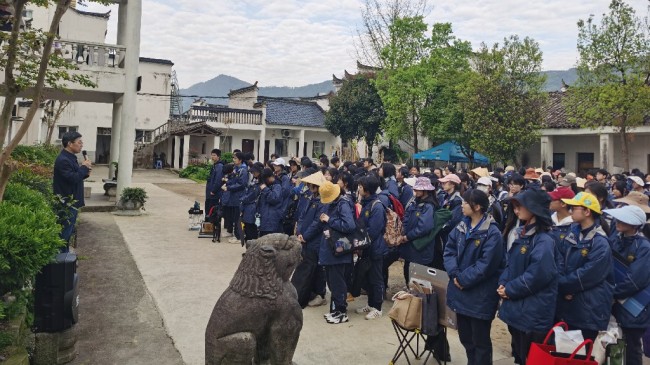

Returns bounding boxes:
[205,233,303,365]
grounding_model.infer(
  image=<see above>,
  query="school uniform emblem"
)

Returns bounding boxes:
[627,255,635,263]
[520,246,527,254]
[581,248,589,257]
[474,239,481,247]
[416,212,420,217]
[559,234,565,240]
[365,211,369,217]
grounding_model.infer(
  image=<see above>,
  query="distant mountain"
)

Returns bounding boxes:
[179,69,577,112]
[542,68,578,91]
[179,75,335,111]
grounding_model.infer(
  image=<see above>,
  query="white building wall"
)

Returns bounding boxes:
[612,134,650,173]
[30,7,107,43]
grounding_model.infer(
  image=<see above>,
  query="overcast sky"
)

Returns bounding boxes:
[83,0,648,89]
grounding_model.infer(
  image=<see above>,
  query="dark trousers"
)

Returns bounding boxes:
[223,206,234,233]
[313,264,327,298]
[457,313,493,365]
[508,326,546,365]
[326,264,350,313]
[204,198,218,218]
[623,327,646,365]
[383,248,401,289]
[243,222,258,241]
[59,208,78,252]
[230,206,241,238]
[367,257,384,311]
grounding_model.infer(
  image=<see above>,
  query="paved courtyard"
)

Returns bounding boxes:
[72,167,548,364]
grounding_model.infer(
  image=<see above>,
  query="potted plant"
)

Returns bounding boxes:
[117,187,147,211]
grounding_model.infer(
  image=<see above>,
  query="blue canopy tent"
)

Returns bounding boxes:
[412,141,490,165]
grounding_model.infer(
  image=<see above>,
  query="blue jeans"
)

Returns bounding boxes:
[59,208,78,252]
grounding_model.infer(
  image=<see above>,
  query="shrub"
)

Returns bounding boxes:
[119,187,148,205]
[3,183,52,212]
[10,144,60,166]
[179,164,210,181]
[221,152,233,164]
[9,169,53,199]
[0,200,64,294]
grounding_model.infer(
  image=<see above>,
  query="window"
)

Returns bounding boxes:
[201,141,206,154]
[313,141,325,158]
[57,126,78,140]
[220,136,232,152]
[274,139,288,157]
[135,129,153,143]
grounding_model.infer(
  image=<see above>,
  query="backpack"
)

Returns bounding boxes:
[383,197,404,247]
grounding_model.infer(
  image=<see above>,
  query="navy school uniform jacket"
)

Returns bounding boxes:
[257,181,283,233]
[277,172,292,216]
[295,186,312,221]
[386,178,399,198]
[205,161,223,200]
[398,182,414,210]
[225,164,248,207]
[444,215,505,321]
[220,172,233,206]
[360,195,387,259]
[296,195,324,254]
[319,195,356,266]
[498,227,558,333]
[240,175,260,224]
[611,233,650,328]
[555,223,614,331]
[53,150,90,208]
[400,196,436,265]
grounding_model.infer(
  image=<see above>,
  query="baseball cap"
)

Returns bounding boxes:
[561,192,601,214]
[548,186,575,201]
[438,174,461,184]
[603,205,647,227]
[558,175,576,187]
[629,176,644,187]
[477,177,493,186]
[272,158,286,166]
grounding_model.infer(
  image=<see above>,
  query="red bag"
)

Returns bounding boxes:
[528,322,597,365]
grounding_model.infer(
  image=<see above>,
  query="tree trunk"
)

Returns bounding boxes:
[45,124,55,146]
[0,0,70,203]
[620,126,630,173]
[412,121,418,154]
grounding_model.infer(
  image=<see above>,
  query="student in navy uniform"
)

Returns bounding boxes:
[398,177,437,284]
[603,205,650,365]
[224,152,248,241]
[240,162,263,241]
[205,149,223,219]
[397,166,414,210]
[444,189,505,365]
[293,171,327,308]
[319,181,356,324]
[272,158,293,235]
[556,192,614,341]
[257,168,284,236]
[53,131,92,249]
[354,175,387,320]
[498,188,558,365]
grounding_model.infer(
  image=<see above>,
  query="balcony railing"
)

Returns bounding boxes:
[186,106,263,125]
[55,40,126,69]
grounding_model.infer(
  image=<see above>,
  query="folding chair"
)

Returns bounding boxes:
[390,319,428,365]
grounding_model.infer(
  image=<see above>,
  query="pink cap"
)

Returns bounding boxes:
[438,174,461,184]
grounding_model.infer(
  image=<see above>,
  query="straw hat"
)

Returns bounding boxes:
[470,167,489,178]
[301,171,326,186]
[613,191,650,213]
[319,181,341,204]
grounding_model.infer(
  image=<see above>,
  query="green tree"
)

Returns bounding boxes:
[375,18,470,154]
[0,0,101,202]
[564,0,650,172]
[325,75,385,148]
[459,35,547,166]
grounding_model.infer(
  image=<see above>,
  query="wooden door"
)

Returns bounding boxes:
[242,139,254,154]
[264,140,270,163]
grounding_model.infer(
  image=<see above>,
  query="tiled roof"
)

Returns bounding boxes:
[357,60,381,71]
[542,91,578,129]
[262,97,325,128]
[70,8,111,19]
[139,57,174,66]
[229,81,258,96]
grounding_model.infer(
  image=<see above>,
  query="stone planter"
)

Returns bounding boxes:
[113,200,145,216]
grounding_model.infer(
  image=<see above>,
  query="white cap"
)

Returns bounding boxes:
[603,206,647,227]
[272,158,286,166]
[477,177,493,186]
[629,176,644,187]
[404,177,417,187]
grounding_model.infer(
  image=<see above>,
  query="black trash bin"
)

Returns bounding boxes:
[34,252,79,333]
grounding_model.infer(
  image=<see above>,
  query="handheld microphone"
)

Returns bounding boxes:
[82,150,88,160]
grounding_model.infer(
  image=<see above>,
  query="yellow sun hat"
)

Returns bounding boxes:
[319,181,341,204]
[561,192,601,214]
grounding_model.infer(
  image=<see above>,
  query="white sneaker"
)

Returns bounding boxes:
[326,311,349,324]
[222,231,233,238]
[365,309,383,320]
[228,237,239,244]
[355,305,372,314]
[308,296,326,307]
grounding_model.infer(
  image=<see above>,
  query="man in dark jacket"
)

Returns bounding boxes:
[53,131,92,251]
[205,148,223,218]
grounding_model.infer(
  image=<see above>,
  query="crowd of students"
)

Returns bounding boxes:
[204,148,650,365]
